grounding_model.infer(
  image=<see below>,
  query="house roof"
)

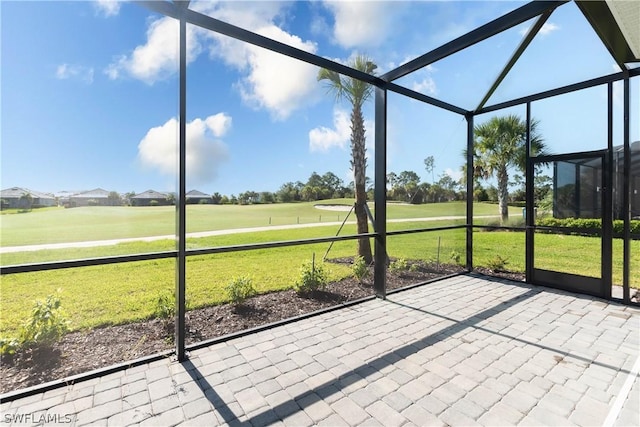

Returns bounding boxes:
[71,188,111,199]
[186,190,210,198]
[132,190,169,199]
[0,187,55,200]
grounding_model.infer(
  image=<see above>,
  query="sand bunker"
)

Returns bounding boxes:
[313,204,353,211]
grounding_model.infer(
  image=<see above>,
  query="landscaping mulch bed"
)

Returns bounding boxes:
[1,261,519,395]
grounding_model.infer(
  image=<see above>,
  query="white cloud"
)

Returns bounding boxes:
[137,113,231,185]
[519,22,559,37]
[195,1,320,120]
[405,64,437,96]
[322,1,397,48]
[108,2,318,119]
[234,26,319,120]
[309,107,375,157]
[56,64,94,84]
[94,0,120,17]
[309,109,351,152]
[412,77,437,95]
[105,17,202,84]
[540,23,559,36]
[444,168,463,182]
[203,113,232,137]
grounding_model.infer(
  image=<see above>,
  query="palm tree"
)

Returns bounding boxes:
[318,55,376,263]
[472,114,546,224]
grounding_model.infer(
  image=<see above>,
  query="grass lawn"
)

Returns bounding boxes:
[1,222,638,337]
[1,202,637,338]
[0,200,515,247]
[472,230,638,285]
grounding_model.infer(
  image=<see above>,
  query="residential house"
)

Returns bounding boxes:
[186,190,211,204]
[0,187,57,209]
[131,190,171,206]
[68,188,115,207]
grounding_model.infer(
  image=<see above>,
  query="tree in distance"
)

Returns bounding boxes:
[424,155,435,184]
[318,55,377,263]
[472,114,546,223]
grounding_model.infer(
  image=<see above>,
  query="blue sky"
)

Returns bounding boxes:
[1,0,638,197]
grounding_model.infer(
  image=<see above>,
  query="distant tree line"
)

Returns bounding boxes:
[106,163,549,208]
[217,165,550,207]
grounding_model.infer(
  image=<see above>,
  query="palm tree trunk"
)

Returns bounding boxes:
[497,165,509,224]
[352,103,373,264]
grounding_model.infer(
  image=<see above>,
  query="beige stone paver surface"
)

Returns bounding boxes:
[2,275,638,426]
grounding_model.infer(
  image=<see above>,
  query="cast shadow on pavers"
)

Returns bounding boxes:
[388,289,636,375]
[236,287,541,425]
[181,358,246,426]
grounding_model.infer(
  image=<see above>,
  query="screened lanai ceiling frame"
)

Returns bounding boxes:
[144,0,640,111]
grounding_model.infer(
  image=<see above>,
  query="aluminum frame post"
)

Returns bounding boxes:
[622,73,631,303]
[603,83,614,299]
[175,13,187,361]
[525,103,534,282]
[466,113,474,271]
[374,87,387,299]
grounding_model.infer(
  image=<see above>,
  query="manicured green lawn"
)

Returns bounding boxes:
[1,202,637,339]
[0,240,356,337]
[0,200,513,247]
[472,230,638,285]
[2,224,637,337]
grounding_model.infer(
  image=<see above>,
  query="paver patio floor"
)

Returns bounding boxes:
[1,274,639,426]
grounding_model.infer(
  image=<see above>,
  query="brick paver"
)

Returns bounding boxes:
[2,275,638,426]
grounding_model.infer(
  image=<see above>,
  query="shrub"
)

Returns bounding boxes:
[0,337,21,356]
[352,256,369,283]
[0,292,70,356]
[486,255,509,272]
[450,250,462,265]
[295,259,329,294]
[153,291,176,319]
[225,276,257,305]
[20,293,69,349]
[389,258,409,272]
[536,217,640,236]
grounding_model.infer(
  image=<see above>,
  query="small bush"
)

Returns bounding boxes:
[352,256,369,283]
[450,250,461,265]
[20,293,69,349]
[486,255,509,272]
[225,276,257,305]
[295,259,329,294]
[0,337,21,356]
[153,291,176,319]
[389,258,409,272]
[0,292,69,356]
